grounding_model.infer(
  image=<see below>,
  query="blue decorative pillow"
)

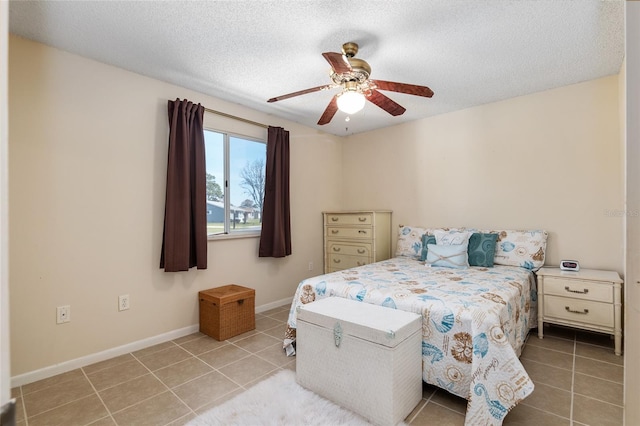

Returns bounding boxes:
[420,234,437,261]
[425,243,469,269]
[468,233,499,267]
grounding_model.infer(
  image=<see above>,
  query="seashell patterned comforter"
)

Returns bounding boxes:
[284,257,537,425]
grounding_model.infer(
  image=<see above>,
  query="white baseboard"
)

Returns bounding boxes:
[10,297,292,388]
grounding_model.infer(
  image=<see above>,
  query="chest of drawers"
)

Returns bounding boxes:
[323,211,392,273]
[536,267,623,355]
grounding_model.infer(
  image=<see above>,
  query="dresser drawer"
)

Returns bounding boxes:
[326,241,371,257]
[544,277,613,303]
[328,254,370,270]
[324,213,373,226]
[326,227,372,240]
[544,295,613,328]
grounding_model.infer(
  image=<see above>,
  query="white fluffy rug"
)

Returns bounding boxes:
[187,369,376,425]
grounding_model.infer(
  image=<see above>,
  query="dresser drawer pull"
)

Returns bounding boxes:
[331,217,339,222]
[358,230,367,234]
[357,261,365,266]
[333,259,341,264]
[357,249,365,254]
[331,230,339,234]
[565,306,589,315]
[358,217,367,222]
[332,247,341,252]
[565,286,588,294]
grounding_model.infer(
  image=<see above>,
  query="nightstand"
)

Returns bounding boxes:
[536,267,623,355]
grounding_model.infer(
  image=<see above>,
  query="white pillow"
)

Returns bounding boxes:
[434,230,472,246]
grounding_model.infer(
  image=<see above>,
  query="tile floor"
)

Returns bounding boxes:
[12,305,624,426]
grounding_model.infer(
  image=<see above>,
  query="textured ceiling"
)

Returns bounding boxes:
[8,0,625,136]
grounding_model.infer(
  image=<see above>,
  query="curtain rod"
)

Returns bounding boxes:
[204,107,269,129]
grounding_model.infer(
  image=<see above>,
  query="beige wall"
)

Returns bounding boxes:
[342,75,624,273]
[8,35,343,376]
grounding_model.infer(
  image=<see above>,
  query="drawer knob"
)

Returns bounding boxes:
[331,230,339,234]
[564,286,588,294]
[358,217,367,222]
[333,259,341,263]
[357,249,365,254]
[357,261,365,266]
[565,306,589,315]
[333,247,341,252]
[331,217,339,222]
[358,230,367,234]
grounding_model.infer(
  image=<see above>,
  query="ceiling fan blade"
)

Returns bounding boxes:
[267,84,333,103]
[322,52,352,74]
[317,95,339,125]
[366,90,406,116]
[371,79,434,98]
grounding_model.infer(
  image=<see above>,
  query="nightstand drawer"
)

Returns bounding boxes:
[325,213,373,226]
[326,241,371,257]
[544,295,613,328]
[328,254,370,270]
[326,227,372,240]
[543,277,613,303]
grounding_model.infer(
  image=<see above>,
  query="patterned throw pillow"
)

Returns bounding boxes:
[425,243,469,269]
[419,234,437,261]
[483,229,548,270]
[395,226,428,259]
[467,233,499,267]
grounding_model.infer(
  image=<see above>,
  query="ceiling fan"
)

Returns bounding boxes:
[267,42,434,125]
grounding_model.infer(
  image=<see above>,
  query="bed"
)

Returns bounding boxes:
[283,226,548,425]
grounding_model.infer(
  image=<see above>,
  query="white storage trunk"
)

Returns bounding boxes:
[296,297,422,426]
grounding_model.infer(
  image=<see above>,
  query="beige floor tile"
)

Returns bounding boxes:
[422,382,439,399]
[193,387,245,415]
[503,403,570,425]
[21,369,85,395]
[178,335,228,355]
[575,330,616,348]
[520,344,574,370]
[86,359,149,391]
[409,401,465,425]
[575,342,623,365]
[14,396,24,423]
[525,335,575,354]
[519,382,571,418]
[154,357,213,388]
[23,375,95,417]
[166,412,198,426]
[132,340,176,358]
[10,387,20,398]
[574,356,624,383]
[137,345,193,371]
[87,416,117,426]
[260,307,287,316]
[540,325,576,340]
[232,332,281,352]
[520,359,573,390]
[573,372,624,406]
[111,391,191,426]
[405,399,427,423]
[572,394,623,426]
[254,342,292,367]
[263,324,288,339]
[99,373,167,413]
[255,315,282,331]
[225,328,260,342]
[430,389,467,415]
[197,344,252,369]
[82,353,136,375]
[218,354,279,386]
[172,371,240,410]
[27,394,108,426]
[264,309,290,322]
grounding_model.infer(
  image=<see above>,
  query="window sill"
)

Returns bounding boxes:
[208,231,261,241]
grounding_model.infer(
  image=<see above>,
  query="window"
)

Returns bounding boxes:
[203,115,266,238]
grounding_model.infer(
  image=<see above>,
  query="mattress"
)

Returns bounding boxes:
[284,257,537,425]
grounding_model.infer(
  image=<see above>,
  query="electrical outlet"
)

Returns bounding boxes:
[56,305,70,324]
[308,261,313,271]
[118,294,130,311]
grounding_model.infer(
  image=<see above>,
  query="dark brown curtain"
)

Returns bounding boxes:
[160,99,207,271]
[259,126,292,257]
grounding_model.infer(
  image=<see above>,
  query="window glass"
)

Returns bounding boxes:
[204,128,266,237]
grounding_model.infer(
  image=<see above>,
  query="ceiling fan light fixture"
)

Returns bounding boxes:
[336,90,365,114]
